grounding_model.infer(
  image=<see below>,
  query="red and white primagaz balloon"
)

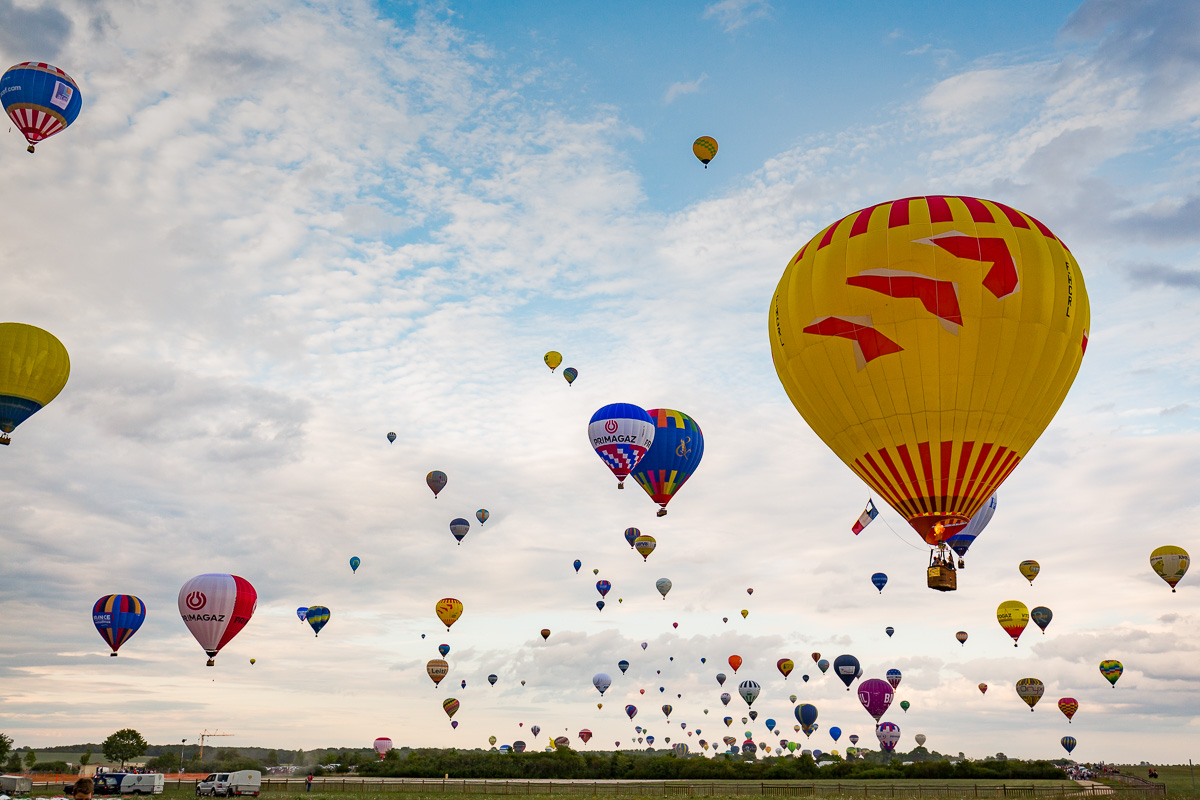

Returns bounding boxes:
[178,573,258,666]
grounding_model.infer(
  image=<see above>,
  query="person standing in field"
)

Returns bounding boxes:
[306,774,313,792]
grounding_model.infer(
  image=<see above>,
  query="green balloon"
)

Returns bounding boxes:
[900,700,911,712]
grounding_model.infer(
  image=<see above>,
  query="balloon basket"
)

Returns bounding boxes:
[656,509,667,517]
[0,434,9,445]
[926,565,957,592]
[110,652,118,657]
[27,145,35,154]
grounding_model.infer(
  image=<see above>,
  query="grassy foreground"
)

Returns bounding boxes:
[1110,766,1199,798]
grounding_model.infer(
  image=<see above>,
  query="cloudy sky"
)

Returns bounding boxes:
[2,0,1198,764]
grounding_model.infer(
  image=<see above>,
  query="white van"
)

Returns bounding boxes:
[94,774,164,795]
[195,770,261,797]
[1,775,33,795]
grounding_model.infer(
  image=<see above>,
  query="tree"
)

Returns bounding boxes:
[264,750,279,767]
[24,750,37,772]
[102,729,148,768]
[0,734,12,766]
[81,749,93,767]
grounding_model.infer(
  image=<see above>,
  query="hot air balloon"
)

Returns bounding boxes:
[0,323,71,445]
[662,704,673,719]
[436,598,463,630]
[740,609,749,619]
[978,683,987,694]
[915,734,926,747]
[589,403,656,489]
[92,595,146,656]
[1099,660,1123,687]
[593,673,612,695]
[641,642,648,650]
[449,518,470,544]
[875,722,900,752]
[728,655,742,673]
[349,556,361,573]
[544,352,562,371]
[1150,546,1189,592]
[594,569,600,575]
[373,738,393,759]
[856,678,894,721]
[578,729,592,745]
[563,367,578,386]
[899,700,910,713]
[438,643,450,657]
[1061,736,1077,755]
[250,658,256,664]
[833,655,861,690]
[531,725,541,738]
[749,711,758,721]
[811,652,821,663]
[738,680,760,707]
[513,741,526,753]
[476,509,489,525]
[630,409,704,517]
[426,659,449,686]
[1016,678,1044,710]
[796,704,818,738]
[789,694,797,703]
[716,673,727,685]
[540,628,551,640]
[634,535,657,561]
[625,705,638,720]
[769,197,1090,592]
[618,660,629,674]
[777,658,794,679]
[596,580,612,598]
[178,574,257,666]
[296,607,308,623]
[829,727,842,742]
[1058,697,1078,723]
[596,600,605,611]
[1031,606,1053,634]
[1019,560,1041,584]
[1,63,83,153]
[996,600,1029,646]
[387,432,396,443]
[945,493,996,567]
[488,736,497,747]
[849,735,860,746]
[818,659,830,674]
[692,136,718,168]
[306,606,330,636]
[443,697,460,721]
[885,626,894,637]
[656,577,673,598]
[720,692,731,706]
[956,631,968,645]
[885,669,902,690]
[871,573,888,593]
[426,470,447,498]
[488,674,498,686]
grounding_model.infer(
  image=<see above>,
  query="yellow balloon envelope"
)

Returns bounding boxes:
[693,136,718,167]
[436,597,463,630]
[996,600,1029,646]
[1149,545,1189,592]
[633,535,656,561]
[1015,677,1044,710]
[769,196,1090,546]
[0,322,70,444]
[544,351,562,372]
[427,658,449,685]
[1019,559,1040,584]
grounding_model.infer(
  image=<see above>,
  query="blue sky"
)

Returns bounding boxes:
[0,0,1198,766]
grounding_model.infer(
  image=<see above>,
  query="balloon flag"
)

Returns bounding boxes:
[450,518,470,544]
[833,654,861,689]
[0,323,71,444]
[738,680,760,707]
[443,697,460,720]
[618,660,629,674]
[945,493,997,564]
[692,136,718,167]
[349,556,361,573]
[544,351,562,371]
[387,431,396,443]
[634,535,657,561]
[427,471,447,498]
[1058,697,1078,722]
[900,700,910,712]
[1019,560,1041,584]
[1031,606,1053,634]
[436,598,463,630]
[849,735,860,746]
[438,643,450,657]
[578,729,592,745]
[915,734,926,747]
[979,683,988,694]
[885,626,894,638]
[596,580,612,598]
[0,63,83,153]
[426,659,449,686]
[1016,678,1044,710]
[885,669,902,690]
[956,631,968,645]
[540,628,551,640]
[796,704,818,738]
[476,508,489,524]
[656,577,673,598]
[1061,736,1077,755]
[296,607,308,623]
[769,197,1090,554]
[625,705,638,720]
[728,655,743,673]
[488,674,498,686]
[857,678,894,721]
[662,704,673,719]
[373,738,393,759]
[178,574,257,666]
[624,527,640,548]
[589,403,655,489]
[306,606,330,636]
[875,722,900,753]
[778,658,794,679]
[573,559,582,573]
[92,594,146,656]
[1150,545,1189,592]
[593,673,612,695]
[996,600,1029,646]
[1099,660,1123,687]
[596,600,605,612]
[817,658,830,674]
[829,727,842,742]
[563,367,578,386]
[871,573,888,593]
[630,408,705,516]
[851,499,879,534]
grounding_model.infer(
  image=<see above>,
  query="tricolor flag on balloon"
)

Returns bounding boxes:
[851,500,878,535]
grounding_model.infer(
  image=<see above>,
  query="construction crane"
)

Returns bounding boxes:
[197,730,234,760]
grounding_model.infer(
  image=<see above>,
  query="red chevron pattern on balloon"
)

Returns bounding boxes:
[846,269,963,330]
[916,232,1019,299]
[802,316,902,370]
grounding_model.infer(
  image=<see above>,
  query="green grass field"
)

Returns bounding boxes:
[1112,766,1199,799]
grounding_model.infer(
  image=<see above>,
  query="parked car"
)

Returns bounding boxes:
[195,770,261,797]
[90,773,164,795]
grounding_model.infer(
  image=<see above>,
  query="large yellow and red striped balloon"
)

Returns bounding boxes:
[769,196,1090,545]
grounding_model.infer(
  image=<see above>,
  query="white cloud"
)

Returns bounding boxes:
[664,74,708,105]
[701,0,771,34]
